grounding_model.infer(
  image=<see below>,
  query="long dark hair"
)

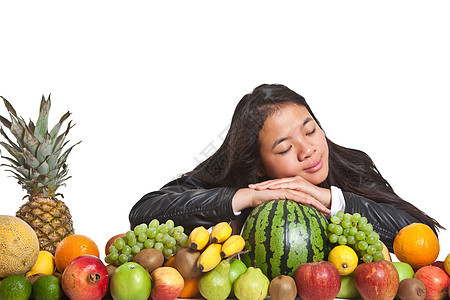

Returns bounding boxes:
[187,84,443,231]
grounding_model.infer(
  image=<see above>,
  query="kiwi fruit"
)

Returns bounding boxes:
[397,278,426,300]
[132,248,164,273]
[174,247,202,278]
[26,273,46,285]
[106,264,117,278]
[269,275,297,300]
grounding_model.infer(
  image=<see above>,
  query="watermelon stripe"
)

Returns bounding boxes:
[242,200,265,267]
[265,200,278,278]
[274,200,287,280]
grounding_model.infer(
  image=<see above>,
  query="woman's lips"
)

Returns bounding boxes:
[304,158,323,173]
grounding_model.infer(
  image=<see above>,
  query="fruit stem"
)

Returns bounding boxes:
[226,250,250,262]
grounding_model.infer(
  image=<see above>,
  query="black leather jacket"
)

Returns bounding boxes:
[129,176,431,252]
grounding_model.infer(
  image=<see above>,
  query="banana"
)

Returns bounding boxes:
[220,235,246,258]
[188,226,210,250]
[210,222,232,243]
[197,243,223,272]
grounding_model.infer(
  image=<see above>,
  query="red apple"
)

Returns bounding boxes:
[294,261,341,300]
[415,265,450,300]
[150,267,184,300]
[61,255,109,300]
[353,260,399,300]
[110,262,151,300]
[105,233,126,255]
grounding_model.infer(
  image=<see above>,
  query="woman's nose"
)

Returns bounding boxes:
[297,144,313,161]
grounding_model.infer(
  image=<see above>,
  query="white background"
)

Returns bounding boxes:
[1,1,449,263]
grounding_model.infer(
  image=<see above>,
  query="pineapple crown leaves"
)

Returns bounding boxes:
[0,95,81,198]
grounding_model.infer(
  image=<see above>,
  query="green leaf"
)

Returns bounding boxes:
[0,115,11,129]
[29,168,40,180]
[36,174,48,185]
[37,160,49,175]
[0,141,25,165]
[1,96,18,118]
[47,167,58,180]
[4,169,27,181]
[0,155,19,167]
[0,126,21,152]
[52,120,73,153]
[10,115,25,147]
[28,119,35,135]
[57,141,81,165]
[34,95,51,142]
[23,147,40,168]
[50,111,71,143]
[23,127,40,156]
[36,132,52,162]
[16,166,30,178]
[47,148,62,171]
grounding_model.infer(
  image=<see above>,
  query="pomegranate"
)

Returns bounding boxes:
[61,255,109,300]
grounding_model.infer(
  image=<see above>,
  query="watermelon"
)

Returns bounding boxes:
[240,199,330,280]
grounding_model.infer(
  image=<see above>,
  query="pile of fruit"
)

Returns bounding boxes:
[1,207,450,300]
[2,97,450,299]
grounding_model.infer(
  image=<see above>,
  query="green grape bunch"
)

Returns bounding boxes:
[105,219,189,266]
[327,211,384,263]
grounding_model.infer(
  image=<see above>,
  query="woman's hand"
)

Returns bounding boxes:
[232,176,331,215]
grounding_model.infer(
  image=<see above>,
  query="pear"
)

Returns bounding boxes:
[234,267,270,300]
[198,260,232,300]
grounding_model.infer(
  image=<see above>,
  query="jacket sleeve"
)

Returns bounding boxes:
[129,176,240,233]
[343,191,436,252]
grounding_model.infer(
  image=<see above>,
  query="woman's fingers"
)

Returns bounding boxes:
[255,188,331,215]
[249,177,298,190]
[287,190,331,215]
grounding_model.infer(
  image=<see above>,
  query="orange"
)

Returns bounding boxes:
[178,275,201,298]
[381,241,391,261]
[164,256,176,268]
[393,223,439,269]
[54,234,99,273]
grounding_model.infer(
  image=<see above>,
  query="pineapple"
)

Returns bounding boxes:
[0,95,80,254]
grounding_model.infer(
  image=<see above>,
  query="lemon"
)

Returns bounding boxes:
[25,250,55,277]
[0,275,32,300]
[32,275,63,300]
[328,245,359,275]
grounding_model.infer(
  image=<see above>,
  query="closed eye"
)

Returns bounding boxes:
[277,146,292,155]
[306,128,316,136]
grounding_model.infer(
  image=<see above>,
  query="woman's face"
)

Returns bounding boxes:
[258,103,329,185]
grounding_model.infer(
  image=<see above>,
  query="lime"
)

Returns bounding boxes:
[32,275,62,300]
[0,275,32,300]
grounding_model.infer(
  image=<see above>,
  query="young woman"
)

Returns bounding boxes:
[129,84,443,251]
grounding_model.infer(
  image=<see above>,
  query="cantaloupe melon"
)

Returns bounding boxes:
[0,215,40,277]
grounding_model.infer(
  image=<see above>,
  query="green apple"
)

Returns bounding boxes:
[392,261,414,282]
[228,259,247,297]
[337,273,360,299]
[110,262,151,300]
